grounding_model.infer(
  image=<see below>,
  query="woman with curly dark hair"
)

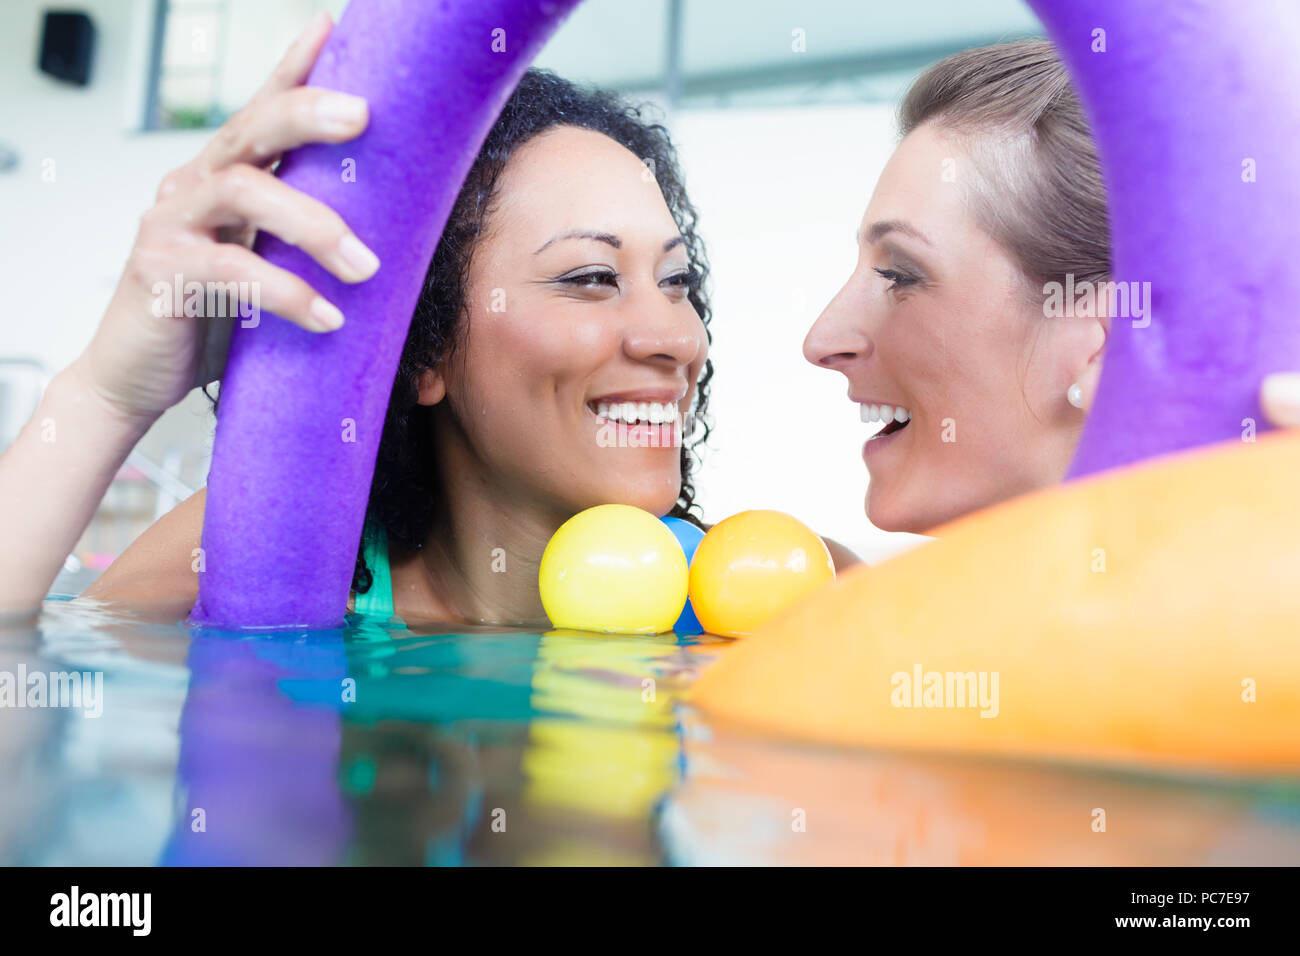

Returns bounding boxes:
[345,67,717,625]
[0,10,723,627]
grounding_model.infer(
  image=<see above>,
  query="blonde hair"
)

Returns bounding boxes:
[899,39,1111,289]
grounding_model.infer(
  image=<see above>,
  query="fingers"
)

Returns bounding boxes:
[147,163,380,285]
[1261,372,1300,428]
[182,10,364,176]
[127,14,365,341]
[256,10,333,102]
[136,239,346,333]
[197,86,368,173]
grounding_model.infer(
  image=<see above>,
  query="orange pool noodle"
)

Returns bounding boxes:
[691,432,1300,775]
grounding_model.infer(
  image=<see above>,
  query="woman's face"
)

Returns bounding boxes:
[429,126,708,520]
[804,123,1099,533]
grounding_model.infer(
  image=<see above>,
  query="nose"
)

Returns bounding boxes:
[621,286,706,370]
[803,277,875,373]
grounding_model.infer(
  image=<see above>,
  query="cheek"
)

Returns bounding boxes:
[685,316,709,388]
[448,305,629,471]
[877,312,953,422]
[909,301,1028,420]
[550,310,612,357]
[472,303,619,396]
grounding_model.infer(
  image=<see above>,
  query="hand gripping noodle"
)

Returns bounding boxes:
[194,0,580,628]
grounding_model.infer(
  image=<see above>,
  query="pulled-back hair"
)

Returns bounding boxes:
[899,39,1110,290]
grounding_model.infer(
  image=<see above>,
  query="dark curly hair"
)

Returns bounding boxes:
[352,69,714,594]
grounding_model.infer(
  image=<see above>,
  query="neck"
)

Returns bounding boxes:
[407,415,570,627]
[417,488,560,628]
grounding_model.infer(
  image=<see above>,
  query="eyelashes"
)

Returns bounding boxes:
[874,267,920,292]
[554,268,700,293]
[556,269,620,290]
[662,269,701,290]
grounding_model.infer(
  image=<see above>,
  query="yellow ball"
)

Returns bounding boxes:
[539,505,688,635]
[689,510,835,637]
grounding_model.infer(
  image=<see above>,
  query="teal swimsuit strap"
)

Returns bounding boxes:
[354,519,397,622]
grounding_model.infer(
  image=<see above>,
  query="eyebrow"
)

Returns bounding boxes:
[860,220,933,247]
[534,230,686,255]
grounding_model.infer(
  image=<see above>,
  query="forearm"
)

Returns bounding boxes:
[0,357,157,617]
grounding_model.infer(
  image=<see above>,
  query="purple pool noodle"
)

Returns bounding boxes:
[193,0,580,628]
[1028,0,1300,478]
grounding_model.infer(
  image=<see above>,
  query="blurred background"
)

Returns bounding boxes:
[0,0,1044,588]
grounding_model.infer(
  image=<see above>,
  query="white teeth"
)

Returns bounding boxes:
[859,402,912,425]
[596,400,679,424]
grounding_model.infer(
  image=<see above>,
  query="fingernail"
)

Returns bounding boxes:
[316,92,368,127]
[338,234,380,280]
[1262,372,1300,426]
[310,297,344,331]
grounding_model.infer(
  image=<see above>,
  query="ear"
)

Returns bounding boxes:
[415,365,447,406]
[1072,296,1111,412]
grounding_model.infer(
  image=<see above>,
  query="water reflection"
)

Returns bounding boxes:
[161,627,351,865]
[516,631,691,865]
[333,624,712,865]
[662,709,1300,865]
[5,601,1298,866]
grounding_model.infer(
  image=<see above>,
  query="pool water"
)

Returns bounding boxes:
[3,598,1299,866]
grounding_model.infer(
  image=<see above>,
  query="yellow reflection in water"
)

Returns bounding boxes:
[521,630,686,824]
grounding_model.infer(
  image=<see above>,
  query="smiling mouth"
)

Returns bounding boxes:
[860,401,912,441]
[587,399,682,426]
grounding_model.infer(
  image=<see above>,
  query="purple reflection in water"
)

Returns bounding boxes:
[161,630,351,865]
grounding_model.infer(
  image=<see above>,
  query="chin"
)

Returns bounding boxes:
[573,470,679,517]
[871,486,1001,536]
[622,487,681,517]
[865,487,930,535]
[616,473,682,515]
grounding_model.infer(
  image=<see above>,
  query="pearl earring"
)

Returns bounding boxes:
[1067,383,1085,409]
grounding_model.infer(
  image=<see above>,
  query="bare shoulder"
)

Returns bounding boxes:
[821,536,863,573]
[80,487,208,609]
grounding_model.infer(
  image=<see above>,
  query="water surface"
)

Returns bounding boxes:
[3,599,1297,866]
